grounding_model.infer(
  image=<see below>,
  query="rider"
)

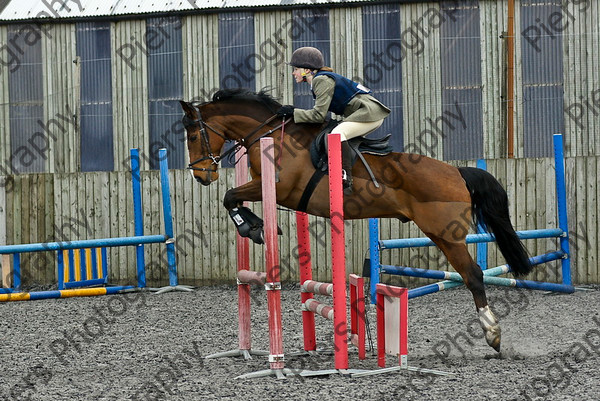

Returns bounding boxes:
[277,46,390,194]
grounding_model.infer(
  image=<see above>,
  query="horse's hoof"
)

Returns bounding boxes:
[248,228,265,245]
[479,305,501,352]
[485,327,501,352]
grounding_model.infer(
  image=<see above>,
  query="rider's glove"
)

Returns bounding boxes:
[276,105,295,117]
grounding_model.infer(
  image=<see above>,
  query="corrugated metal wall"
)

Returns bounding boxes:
[254,10,290,101]
[111,19,149,171]
[480,0,507,159]
[181,13,220,103]
[1,1,599,171]
[401,3,443,159]
[218,11,255,167]
[43,23,78,173]
[330,7,363,82]
[0,26,10,172]
[562,0,600,157]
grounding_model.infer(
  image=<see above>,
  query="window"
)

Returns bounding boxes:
[520,0,564,157]
[147,17,185,169]
[440,0,484,160]
[362,3,403,150]
[77,22,114,171]
[8,24,44,173]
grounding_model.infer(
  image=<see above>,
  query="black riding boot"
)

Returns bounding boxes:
[341,141,353,194]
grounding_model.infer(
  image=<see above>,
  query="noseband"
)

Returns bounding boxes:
[184,105,289,175]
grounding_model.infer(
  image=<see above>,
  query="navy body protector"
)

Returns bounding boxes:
[312,71,371,115]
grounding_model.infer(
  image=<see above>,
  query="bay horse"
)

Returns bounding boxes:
[179,88,532,353]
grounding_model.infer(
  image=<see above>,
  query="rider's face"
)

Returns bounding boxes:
[292,67,310,83]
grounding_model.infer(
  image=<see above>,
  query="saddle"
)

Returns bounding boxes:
[310,120,392,180]
[297,120,393,212]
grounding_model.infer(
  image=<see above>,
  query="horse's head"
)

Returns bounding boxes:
[179,100,228,185]
[180,89,282,185]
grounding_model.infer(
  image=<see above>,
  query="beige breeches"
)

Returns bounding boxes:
[330,119,385,141]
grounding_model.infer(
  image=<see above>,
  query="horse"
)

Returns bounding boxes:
[179,88,532,353]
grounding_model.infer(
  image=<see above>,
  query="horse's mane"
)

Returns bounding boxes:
[212,88,282,112]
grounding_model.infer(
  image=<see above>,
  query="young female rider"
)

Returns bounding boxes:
[277,46,390,194]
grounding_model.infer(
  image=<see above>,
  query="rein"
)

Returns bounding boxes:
[185,106,291,173]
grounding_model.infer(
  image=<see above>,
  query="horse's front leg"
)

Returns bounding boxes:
[223,179,263,210]
[223,179,269,244]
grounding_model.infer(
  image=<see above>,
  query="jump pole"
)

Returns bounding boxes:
[297,211,317,352]
[261,137,285,375]
[328,133,349,370]
[205,149,269,361]
[222,138,290,379]
[289,133,361,377]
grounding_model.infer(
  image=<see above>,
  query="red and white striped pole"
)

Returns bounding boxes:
[260,138,285,371]
[297,211,317,352]
[235,149,252,353]
[327,133,348,370]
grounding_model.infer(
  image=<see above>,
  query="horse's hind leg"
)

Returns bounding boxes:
[430,236,501,352]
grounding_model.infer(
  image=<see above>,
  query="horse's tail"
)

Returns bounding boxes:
[458,167,532,277]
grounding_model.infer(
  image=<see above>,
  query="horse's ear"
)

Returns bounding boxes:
[179,100,196,117]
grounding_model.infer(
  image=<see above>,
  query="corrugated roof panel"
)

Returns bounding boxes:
[0,0,370,21]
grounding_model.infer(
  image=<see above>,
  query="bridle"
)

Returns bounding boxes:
[184,105,290,174]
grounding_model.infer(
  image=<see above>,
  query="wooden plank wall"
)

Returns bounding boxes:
[1,155,598,288]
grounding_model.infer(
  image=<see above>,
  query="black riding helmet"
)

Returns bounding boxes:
[287,47,324,70]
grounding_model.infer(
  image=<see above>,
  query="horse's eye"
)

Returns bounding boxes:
[189,135,198,142]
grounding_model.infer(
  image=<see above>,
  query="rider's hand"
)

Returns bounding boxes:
[276,105,295,117]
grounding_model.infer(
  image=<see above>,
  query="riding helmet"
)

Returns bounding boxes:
[288,47,325,70]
